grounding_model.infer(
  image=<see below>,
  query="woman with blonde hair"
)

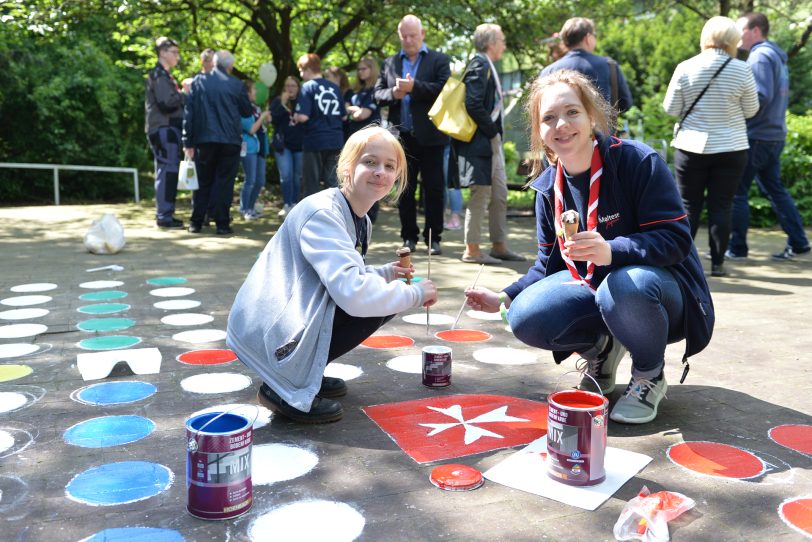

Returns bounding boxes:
[227,126,437,424]
[465,70,714,425]
[664,16,758,276]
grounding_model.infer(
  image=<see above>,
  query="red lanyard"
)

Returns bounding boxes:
[554,139,602,290]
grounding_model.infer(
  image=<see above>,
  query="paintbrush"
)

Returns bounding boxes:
[451,264,484,331]
[426,228,431,335]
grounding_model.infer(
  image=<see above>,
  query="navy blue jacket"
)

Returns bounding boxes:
[270,96,304,152]
[745,40,789,141]
[183,69,252,148]
[503,136,714,362]
[540,49,633,114]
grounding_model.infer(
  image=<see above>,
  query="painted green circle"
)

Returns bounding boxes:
[79,290,129,301]
[77,303,130,315]
[146,277,188,286]
[78,335,141,350]
[77,318,136,332]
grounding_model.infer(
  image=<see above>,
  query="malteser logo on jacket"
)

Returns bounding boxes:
[599,212,620,228]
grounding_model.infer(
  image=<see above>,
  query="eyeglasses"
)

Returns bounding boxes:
[357,66,370,71]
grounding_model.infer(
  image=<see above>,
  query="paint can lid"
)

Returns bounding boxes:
[429,464,484,491]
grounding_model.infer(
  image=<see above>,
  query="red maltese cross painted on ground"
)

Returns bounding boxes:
[363,394,548,463]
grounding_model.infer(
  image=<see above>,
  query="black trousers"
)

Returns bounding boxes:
[398,132,445,245]
[327,306,394,362]
[192,143,241,228]
[674,148,748,266]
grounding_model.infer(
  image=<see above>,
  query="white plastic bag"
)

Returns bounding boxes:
[83,213,126,255]
[178,159,199,190]
[613,486,695,542]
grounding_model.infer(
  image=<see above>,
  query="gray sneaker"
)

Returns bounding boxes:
[577,337,626,394]
[609,372,668,424]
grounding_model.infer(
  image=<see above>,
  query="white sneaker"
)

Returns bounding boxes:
[610,372,668,424]
[278,204,291,217]
[242,211,256,221]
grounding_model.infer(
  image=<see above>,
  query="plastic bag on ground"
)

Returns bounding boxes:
[613,486,696,542]
[83,213,126,255]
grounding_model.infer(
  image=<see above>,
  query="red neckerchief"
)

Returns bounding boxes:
[554,138,602,291]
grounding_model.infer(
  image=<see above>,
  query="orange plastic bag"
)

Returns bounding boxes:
[613,486,696,541]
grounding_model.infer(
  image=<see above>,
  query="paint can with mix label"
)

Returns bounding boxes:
[186,410,255,520]
[422,345,452,388]
[546,374,608,486]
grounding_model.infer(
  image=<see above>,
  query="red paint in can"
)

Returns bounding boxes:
[186,412,253,520]
[422,345,452,388]
[546,389,608,486]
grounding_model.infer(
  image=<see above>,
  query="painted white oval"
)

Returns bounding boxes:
[172,329,227,344]
[0,430,14,454]
[249,500,365,541]
[79,280,124,289]
[0,392,29,414]
[467,309,502,321]
[154,299,202,310]
[180,373,251,394]
[0,344,40,359]
[0,308,50,320]
[472,347,538,365]
[401,312,455,326]
[0,324,48,339]
[149,287,195,297]
[385,354,423,374]
[10,283,58,293]
[0,295,52,307]
[160,313,214,326]
[323,363,363,381]
[252,444,319,485]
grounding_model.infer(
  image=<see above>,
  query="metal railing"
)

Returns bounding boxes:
[0,162,140,205]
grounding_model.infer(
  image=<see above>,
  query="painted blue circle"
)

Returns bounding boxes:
[66,461,172,506]
[82,527,185,542]
[64,415,155,448]
[75,381,157,405]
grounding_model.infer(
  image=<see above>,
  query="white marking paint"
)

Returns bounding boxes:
[0,295,52,307]
[0,393,28,414]
[0,308,50,320]
[79,280,124,289]
[385,355,423,374]
[192,403,273,429]
[76,348,162,381]
[467,309,502,321]
[180,373,251,394]
[0,324,48,339]
[0,344,40,359]
[172,329,227,344]
[86,264,123,272]
[160,313,214,326]
[473,347,538,365]
[154,299,202,310]
[402,312,455,326]
[0,431,13,454]
[10,283,57,293]
[0,426,35,459]
[249,500,365,541]
[252,444,319,485]
[324,363,363,381]
[149,287,195,297]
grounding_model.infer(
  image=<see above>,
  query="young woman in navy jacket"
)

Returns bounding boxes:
[465,70,714,424]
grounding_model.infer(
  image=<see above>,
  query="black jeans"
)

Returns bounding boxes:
[192,143,241,228]
[398,131,445,245]
[327,306,394,363]
[301,149,340,199]
[674,149,748,266]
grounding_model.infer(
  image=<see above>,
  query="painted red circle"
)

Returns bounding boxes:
[769,424,812,455]
[435,329,492,343]
[667,441,765,479]
[780,498,812,536]
[361,335,414,349]
[429,464,484,491]
[177,349,238,365]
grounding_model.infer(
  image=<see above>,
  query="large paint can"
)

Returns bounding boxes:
[186,411,253,520]
[422,345,452,388]
[546,389,608,486]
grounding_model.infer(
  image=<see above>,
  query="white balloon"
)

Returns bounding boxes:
[259,62,277,87]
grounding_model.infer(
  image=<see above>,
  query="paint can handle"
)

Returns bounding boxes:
[552,370,605,397]
[187,405,260,452]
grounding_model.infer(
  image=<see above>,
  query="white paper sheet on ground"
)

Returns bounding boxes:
[76,347,162,381]
[483,436,652,511]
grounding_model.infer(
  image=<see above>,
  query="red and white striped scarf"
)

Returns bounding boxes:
[554,139,602,291]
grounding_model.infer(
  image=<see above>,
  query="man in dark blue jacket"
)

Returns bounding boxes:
[374,14,450,255]
[540,17,633,117]
[183,50,253,235]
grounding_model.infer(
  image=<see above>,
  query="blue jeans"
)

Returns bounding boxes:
[240,153,266,214]
[276,148,303,206]
[729,140,809,256]
[508,267,684,378]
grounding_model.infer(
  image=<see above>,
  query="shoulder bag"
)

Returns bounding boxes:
[673,57,732,138]
[428,63,476,143]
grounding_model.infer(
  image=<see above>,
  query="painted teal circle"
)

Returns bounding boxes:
[79,290,128,301]
[84,528,184,542]
[398,276,424,283]
[76,381,157,405]
[64,415,155,448]
[65,461,172,506]
[77,303,130,315]
[146,277,187,286]
[78,335,141,350]
[77,318,135,332]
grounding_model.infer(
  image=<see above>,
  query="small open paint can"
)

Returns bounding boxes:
[186,411,253,520]
[422,345,452,388]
